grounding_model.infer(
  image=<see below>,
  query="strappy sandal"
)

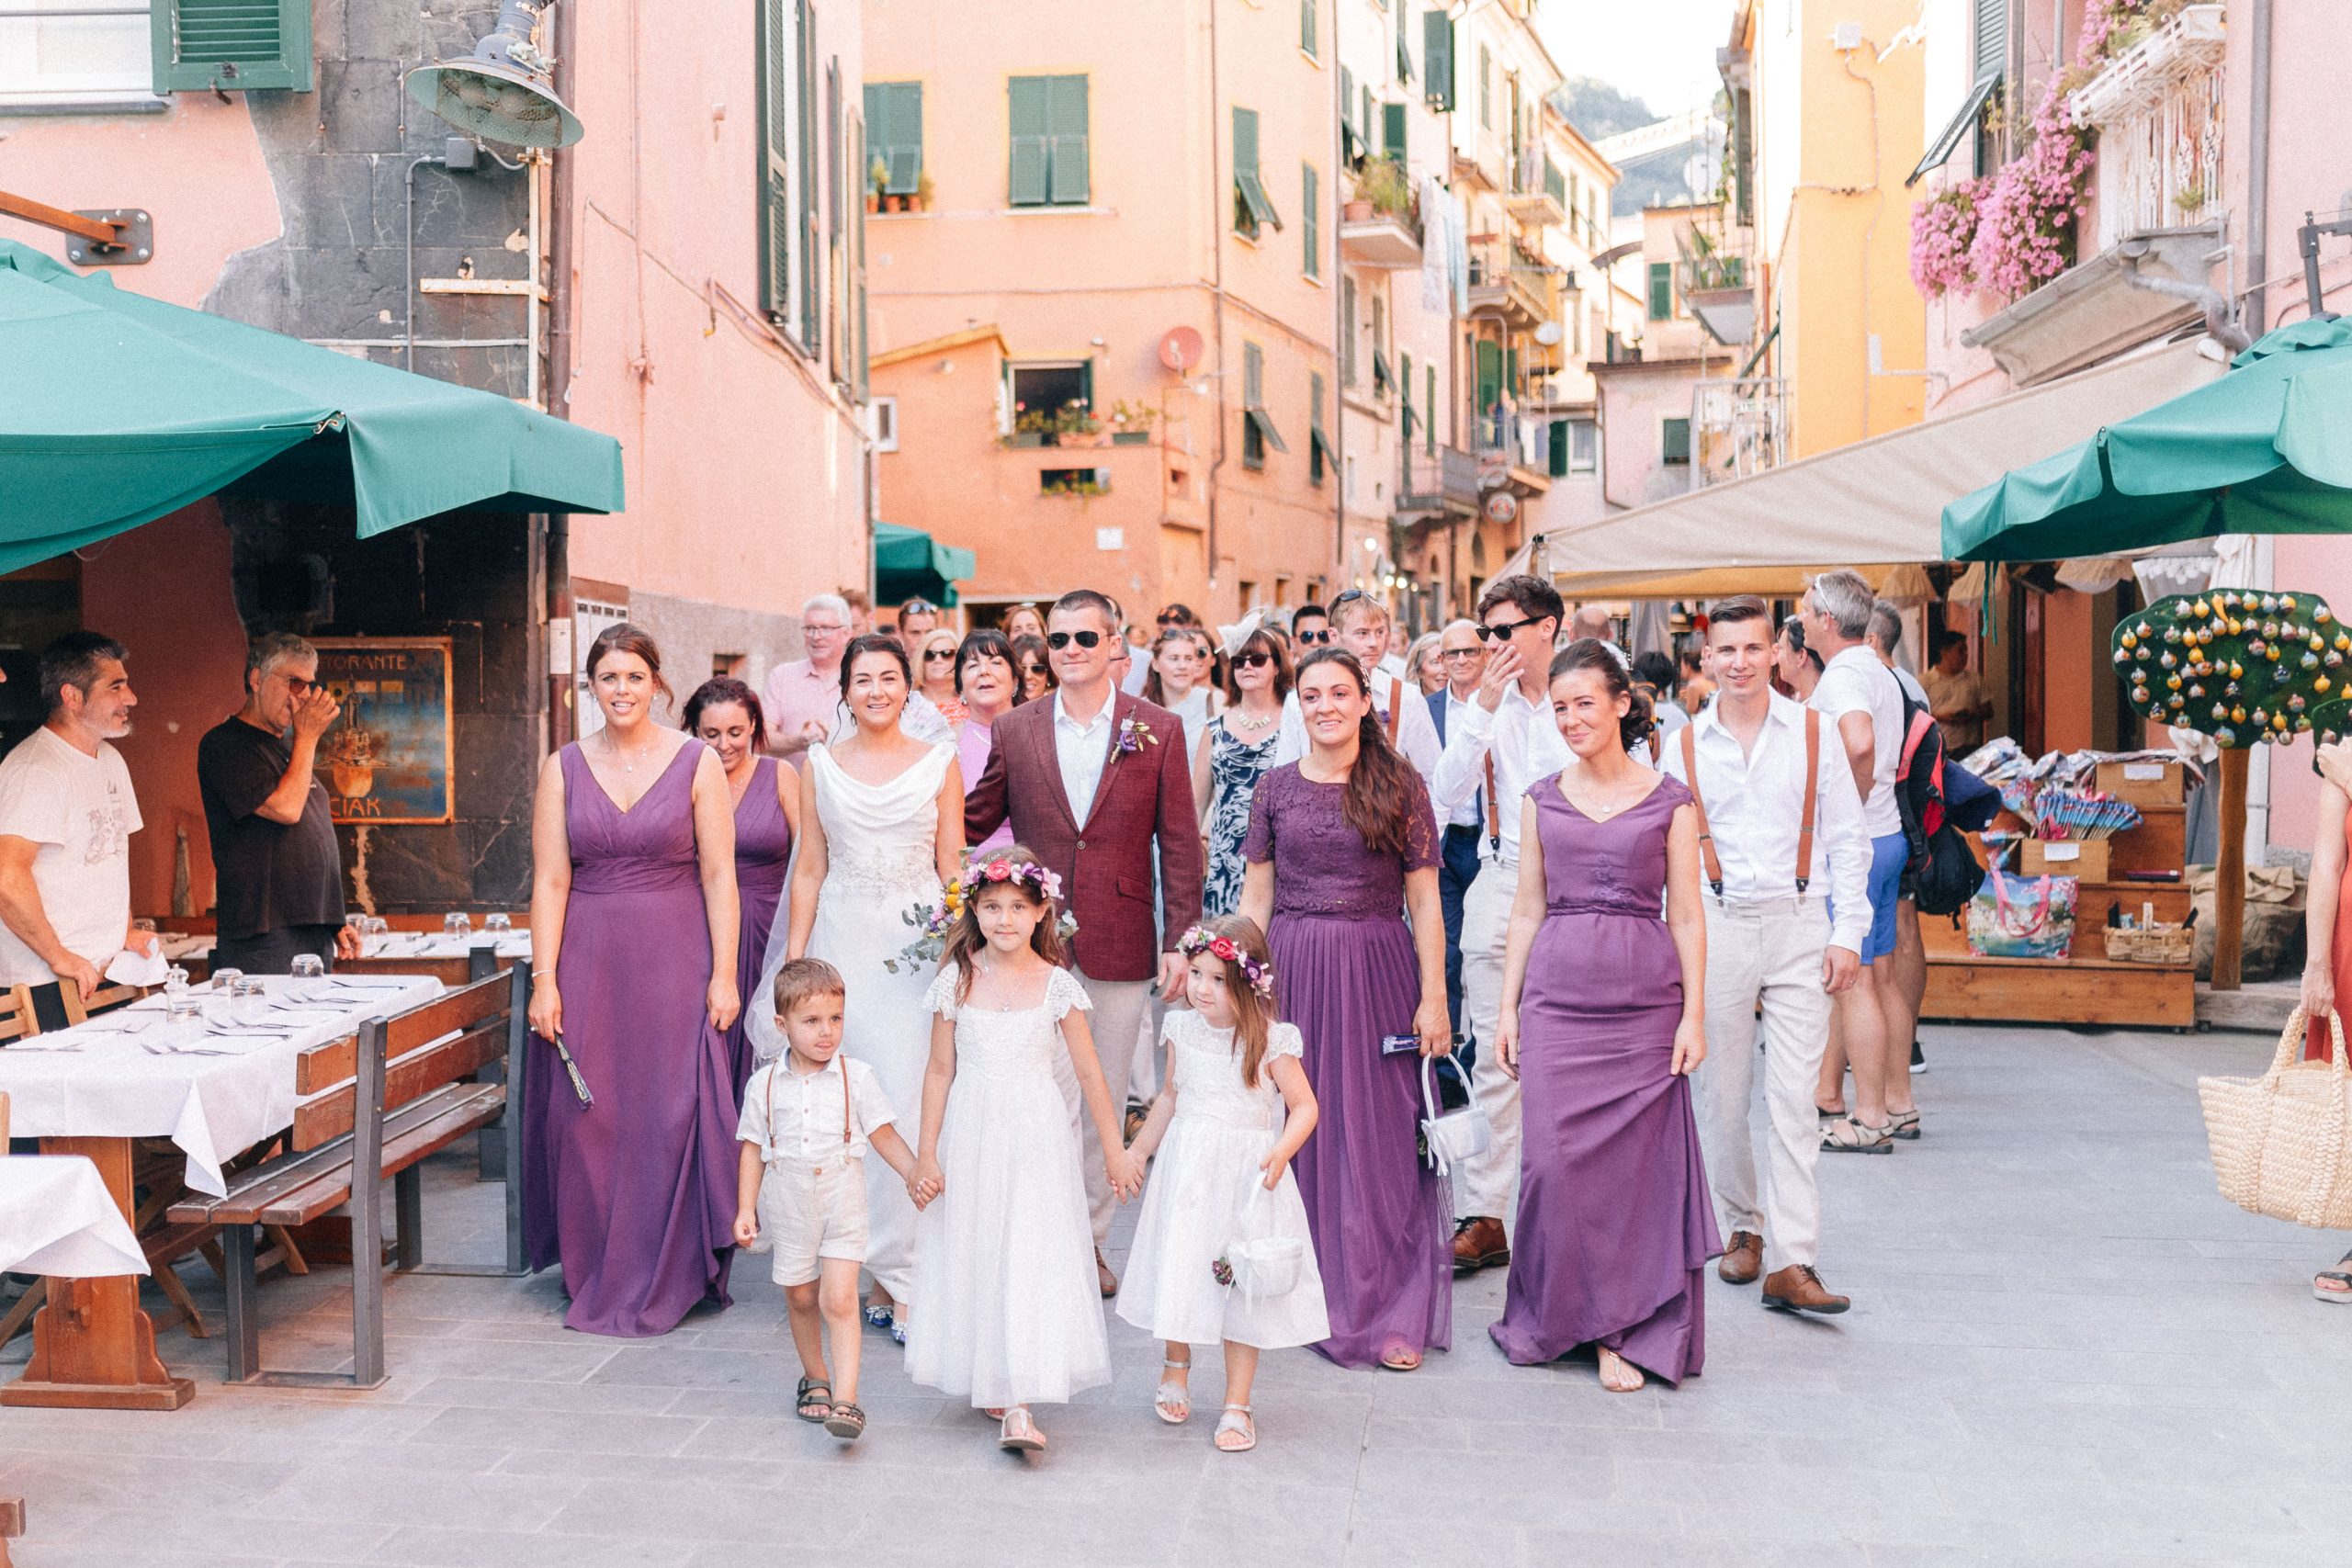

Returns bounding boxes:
[823,1402,866,1439]
[1377,1341,1422,1371]
[1815,1102,1849,1125]
[1213,1404,1256,1453]
[1153,1357,1192,1425]
[1597,1348,1646,1393]
[861,1301,895,1331]
[1820,1115,1893,1155]
[1887,1109,1921,1141]
[795,1377,832,1423]
[998,1406,1045,1452]
[2315,1250,2352,1303]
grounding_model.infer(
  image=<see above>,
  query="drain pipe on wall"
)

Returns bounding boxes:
[1204,0,1227,597]
[542,0,580,748]
[2244,0,2274,334]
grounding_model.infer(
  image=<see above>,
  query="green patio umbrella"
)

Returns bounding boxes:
[873,521,976,607]
[0,239,623,575]
[1943,318,2352,563]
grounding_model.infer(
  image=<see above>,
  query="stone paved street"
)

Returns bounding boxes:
[5,1019,2346,1567]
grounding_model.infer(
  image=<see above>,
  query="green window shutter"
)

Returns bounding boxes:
[1310,370,1328,484]
[1504,346,1518,393]
[1233,107,1279,232]
[1301,0,1316,57]
[1974,0,2007,81]
[1662,417,1691,464]
[797,0,820,348]
[1475,339,1501,409]
[1383,102,1407,165]
[1543,156,1565,209]
[1422,12,1453,111]
[1047,75,1090,205]
[153,0,311,92]
[1009,76,1050,205]
[1302,163,1319,277]
[1648,262,1673,320]
[1244,342,1263,407]
[1477,44,1490,128]
[1395,7,1411,82]
[1425,363,1437,454]
[1233,106,1258,183]
[1340,276,1357,385]
[1548,419,1568,478]
[759,0,791,319]
[1399,351,1415,434]
[853,114,869,398]
[865,83,922,196]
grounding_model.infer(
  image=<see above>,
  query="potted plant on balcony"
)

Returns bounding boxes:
[1056,399,1106,446]
[1006,404,1054,447]
[915,170,936,213]
[867,157,888,215]
[1360,156,1413,220]
[1106,399,1158,446]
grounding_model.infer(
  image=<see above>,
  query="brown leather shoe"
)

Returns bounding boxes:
[1451,1216,1510,1275]
[1096,1247,1119,1298]
[1760,1264,1849,1314]
[1718,1231,1764,1285]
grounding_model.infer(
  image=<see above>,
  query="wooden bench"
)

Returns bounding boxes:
[0,988,33,1046]
[167,965,529,1388]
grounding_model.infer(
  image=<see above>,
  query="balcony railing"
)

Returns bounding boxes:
[1467,245,1554,327]
[1689,377,1788,488]
[1506,149,1566,227]
[1475,410,1551,475]
[2070,4,2225,249]
[1397,446,1482,513]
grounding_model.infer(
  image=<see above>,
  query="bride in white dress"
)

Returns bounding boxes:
[778,635,964,1335]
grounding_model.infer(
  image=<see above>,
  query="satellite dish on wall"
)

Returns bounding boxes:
[1159,326,1204,373]
[1533,321,1565,346]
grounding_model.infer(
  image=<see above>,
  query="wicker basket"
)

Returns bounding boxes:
[2198,1008,2352,1229]
[2106,923,2193,965]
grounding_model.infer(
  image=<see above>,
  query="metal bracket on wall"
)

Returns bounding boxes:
[0,192,153,265]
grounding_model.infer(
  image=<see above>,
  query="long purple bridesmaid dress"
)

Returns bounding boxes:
[1490,773,1722,1383]
[1242,762,1451,1368]
[524,741,741,1337]
[725,755,794,1090]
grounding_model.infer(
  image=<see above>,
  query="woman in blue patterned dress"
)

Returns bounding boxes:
[1194,624,1290,916]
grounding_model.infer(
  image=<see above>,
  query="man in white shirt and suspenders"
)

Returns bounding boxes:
[1661,597,1871,1314]
[1429,575,1571,1274]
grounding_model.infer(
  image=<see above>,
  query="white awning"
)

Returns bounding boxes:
[1514,334,2229,599]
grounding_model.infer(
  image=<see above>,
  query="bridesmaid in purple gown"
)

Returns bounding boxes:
[1493,638,1718,1391]
[526,626,743,1337]
[684,677,799,1092]
[1239,649,1453,1371]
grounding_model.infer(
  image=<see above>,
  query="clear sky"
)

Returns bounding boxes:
[1536,0,1729,122]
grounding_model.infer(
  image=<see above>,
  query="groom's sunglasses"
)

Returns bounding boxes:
[1046,630,1104,650]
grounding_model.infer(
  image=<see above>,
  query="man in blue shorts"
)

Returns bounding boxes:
[1802,571,1915,1154]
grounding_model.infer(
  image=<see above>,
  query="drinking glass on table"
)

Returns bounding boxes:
[484,913,513,936]
[209,967,244,994]
[231,976,269,1025]
[290,953,326,982]
[443,912,473,939]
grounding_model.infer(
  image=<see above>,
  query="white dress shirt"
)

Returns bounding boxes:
[1808,644,1907,837]
[1660,690,1872,954]
[1428,678,1572,864]
[1272,666,1442,777]
[737,1054,897,1162]
[1440,689,1483,828]
[1054,688,1117,824]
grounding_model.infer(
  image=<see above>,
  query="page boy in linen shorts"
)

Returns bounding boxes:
[733,958,929,1441]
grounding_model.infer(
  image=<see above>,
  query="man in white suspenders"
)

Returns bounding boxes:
[1660,597,1871,1314]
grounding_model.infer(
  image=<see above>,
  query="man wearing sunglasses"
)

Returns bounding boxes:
[198,633,361,974]
[966,589,1204,1294]
[1271,592,1442,776]
[1428,574,1570,1276]
[1287,602,1332,652]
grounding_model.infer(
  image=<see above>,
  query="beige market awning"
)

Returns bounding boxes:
[1514,334,2228,599]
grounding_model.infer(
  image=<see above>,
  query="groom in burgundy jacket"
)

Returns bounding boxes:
[966,589,1203,1292]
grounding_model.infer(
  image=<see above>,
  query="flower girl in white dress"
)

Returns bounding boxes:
[906,848,1143,1453]
[1118,915,1328,1454]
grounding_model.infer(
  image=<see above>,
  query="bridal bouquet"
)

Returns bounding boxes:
[880,873,1080,973]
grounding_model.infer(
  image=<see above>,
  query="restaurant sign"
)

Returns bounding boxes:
[310,637,456,824]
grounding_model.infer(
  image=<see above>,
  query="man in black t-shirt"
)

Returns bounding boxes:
[197,633,358,974]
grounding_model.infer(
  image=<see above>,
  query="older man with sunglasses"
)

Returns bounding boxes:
[1427,574,1571,1275]
[198,633,362,974]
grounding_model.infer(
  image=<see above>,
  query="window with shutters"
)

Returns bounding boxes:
[1477,43,1490,129]
[1300,0,1316,59]
[1240,341,1278,470]
[1661,416,1691,466]
[1912,0,2007,186]
[1394,4,1411,83]
[1567,417,1597,473]
[1371,295,1391,397]
[149,0,310,93]
[1302,163,1320,279]
[1309,371,1331,485]
[1422,11,1453,112]
[1232,106,1279,238]
[794,1,820,349]
[1647,262,1673,321]
[1340,276,1357,386]
[4,0,153,105]
[757,0,819,346]
[1340,65,1361,163]
[1381,100,1406,166]
[864,82,922,197]
[1424,363,1436,455]
[1399,351,1415,437]
[1009,73,1089,208]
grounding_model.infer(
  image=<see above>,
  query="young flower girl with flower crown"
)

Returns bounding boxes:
[1117,915,1328,1454]
[905,848,1143,1453]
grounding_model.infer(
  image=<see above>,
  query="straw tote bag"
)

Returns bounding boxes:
[2199,1007,2352,1229]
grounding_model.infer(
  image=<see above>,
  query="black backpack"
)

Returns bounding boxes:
[1894,697,1985,920]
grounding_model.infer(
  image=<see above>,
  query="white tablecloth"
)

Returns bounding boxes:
[0,1156,148,1277]
[161,931,528,964]
[0,973,441,1198]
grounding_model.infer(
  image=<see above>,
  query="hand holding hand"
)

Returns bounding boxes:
[1105,1146,1145,1202]
[290,685,342,742]
[910,1156,945,1210]
[1669,1016,1706,1076]
[731,1211,759,1247]
[1822,945,1860,996]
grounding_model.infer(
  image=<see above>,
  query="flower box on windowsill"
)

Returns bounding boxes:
[1109,430,1153,446]
[1008,432,1049,448]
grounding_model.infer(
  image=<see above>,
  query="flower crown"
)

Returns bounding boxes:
[1178,924,1274,998]
[956,855,1064,905]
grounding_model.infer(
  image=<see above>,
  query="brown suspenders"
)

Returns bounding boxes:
[766,1059,854,1156]
[1679,709,1821,899]
[1484,751,1501,854]
[1381,673,1402,747]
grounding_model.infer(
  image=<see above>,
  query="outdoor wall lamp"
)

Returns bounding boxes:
[407,0,583,149]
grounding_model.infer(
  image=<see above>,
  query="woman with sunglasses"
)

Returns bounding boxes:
[1195,628,1289,917]
[1011,634,1057,705]
[1238,649,1452,1371]
[919,627,967,728]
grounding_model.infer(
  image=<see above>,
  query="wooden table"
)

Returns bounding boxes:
[4,1135,190,1410]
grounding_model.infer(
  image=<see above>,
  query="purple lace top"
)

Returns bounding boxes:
[1242,761,1440,920]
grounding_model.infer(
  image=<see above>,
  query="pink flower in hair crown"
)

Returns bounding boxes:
[956,853,1064,905]
[1178,924,1274,999]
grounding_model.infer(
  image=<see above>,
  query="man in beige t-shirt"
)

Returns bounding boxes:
[1921,632,1993,756]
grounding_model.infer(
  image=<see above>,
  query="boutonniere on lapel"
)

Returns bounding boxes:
[1115,716,1158,755]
